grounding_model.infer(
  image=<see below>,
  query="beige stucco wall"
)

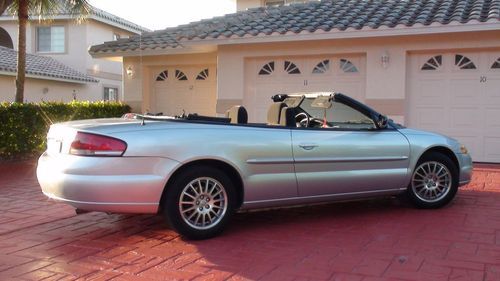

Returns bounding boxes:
[0,18,137,102]
[237,0,262,11]
[217,30,500,122]
[0,76,89,103]
[123,53,217,112]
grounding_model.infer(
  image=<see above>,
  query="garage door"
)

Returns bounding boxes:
[408,52,500,163]
[153,65,216,116]
[244,55,366,123]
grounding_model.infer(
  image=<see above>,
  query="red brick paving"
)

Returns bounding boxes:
[0,160,499,280]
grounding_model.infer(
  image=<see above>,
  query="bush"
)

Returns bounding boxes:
[0,101,131,160]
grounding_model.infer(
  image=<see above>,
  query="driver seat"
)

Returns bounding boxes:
[267,102,287,125]
[280,107,298,127]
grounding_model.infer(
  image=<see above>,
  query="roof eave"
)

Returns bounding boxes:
[90,20,500,58]
[0,70,97,84]
[90,44,218,58]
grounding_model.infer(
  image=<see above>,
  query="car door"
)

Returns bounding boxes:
[292,101,410,197]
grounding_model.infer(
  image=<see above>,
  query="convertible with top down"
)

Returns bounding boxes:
[37,92,472,239]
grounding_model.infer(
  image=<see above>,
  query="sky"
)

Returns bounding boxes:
[88,0,236,31]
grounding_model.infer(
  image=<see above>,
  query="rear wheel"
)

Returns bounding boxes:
[407,152,458,209]
[163,166,235,240]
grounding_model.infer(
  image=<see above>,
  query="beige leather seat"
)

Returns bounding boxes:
[225,105,248,124]
[267,102,287,125]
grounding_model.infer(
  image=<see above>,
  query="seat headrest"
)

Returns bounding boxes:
[225,105,248,124]
[280,107,297,127]
[267,102,287,125]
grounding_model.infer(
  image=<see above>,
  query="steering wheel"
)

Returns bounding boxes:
[295,112,310,127]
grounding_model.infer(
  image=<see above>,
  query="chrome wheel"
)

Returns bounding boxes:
[179,177,228,230]
[411,161,452,203]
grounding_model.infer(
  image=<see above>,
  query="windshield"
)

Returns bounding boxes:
[299,98,376,129]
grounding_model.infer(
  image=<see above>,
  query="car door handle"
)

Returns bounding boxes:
[298,144,318,150]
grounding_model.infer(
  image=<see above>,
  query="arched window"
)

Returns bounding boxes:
[455,54,476,69]
[0,27,13,49]
[340,59,358,73]
[421,55,442,71]
[312,59,329,74]
[175,70,188,81]
[258,61,275,75]
[491,58,500,69]
[284,60,301,74]
[155,70,168,81]
[196,69,209,80]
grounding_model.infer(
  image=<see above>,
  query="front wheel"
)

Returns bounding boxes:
[163,166,235,240]
[406,152,459,209]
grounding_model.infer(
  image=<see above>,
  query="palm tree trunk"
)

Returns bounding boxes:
[15,0,28,103]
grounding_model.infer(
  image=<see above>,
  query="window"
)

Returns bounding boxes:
[196,69,209,80]
[312,60,330,74]
[340,59,358,73]
[284,60,301,74]
[299,98,375,130]
[175,70,188,81]
[455,54,476,69]
[104,87,119,101]
[113,33,121,41]
[156,70,168,81]
[258,61,275,75]
[37,26,65,53]
[491,58,500,69]
[421,55,442,71]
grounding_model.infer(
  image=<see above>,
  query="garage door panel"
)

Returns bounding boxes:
[450,79,481,106]
[413,107,447,129]
[484,137,500,162]
[245,56,366,123]
[408,52,500,162]
[414,80,448,106]
[451,107,480,128]
[153,66,216,116]
[485,109,500,133]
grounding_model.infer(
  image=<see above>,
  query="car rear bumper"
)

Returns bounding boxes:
[37,152,179,213]
[457,153,473,186]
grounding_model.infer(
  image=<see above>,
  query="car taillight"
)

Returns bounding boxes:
[70,132,127,156]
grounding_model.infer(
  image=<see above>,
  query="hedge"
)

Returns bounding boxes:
[0,101,131,160]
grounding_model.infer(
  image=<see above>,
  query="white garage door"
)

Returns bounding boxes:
[408,52,500,163]
[153,65,216,116]
[244,55,366,123]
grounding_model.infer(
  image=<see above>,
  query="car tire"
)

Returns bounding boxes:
[406,152,459,209]
[163,166,236,240]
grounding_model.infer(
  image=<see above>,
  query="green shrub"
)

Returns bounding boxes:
[0,101,131,160]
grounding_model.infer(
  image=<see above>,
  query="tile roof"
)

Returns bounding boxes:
[0,2,149,34]
[0,46,98,83]
[89,0,500,55]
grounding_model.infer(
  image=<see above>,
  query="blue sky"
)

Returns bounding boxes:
[88,0,236,31]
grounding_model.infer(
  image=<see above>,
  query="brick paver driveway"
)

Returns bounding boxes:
[0,161,499,281]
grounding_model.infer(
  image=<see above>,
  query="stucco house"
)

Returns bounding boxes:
[89,0,500,163]
[0,4,148,102]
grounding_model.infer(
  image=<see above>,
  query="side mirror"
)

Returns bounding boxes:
[376,115,388,129]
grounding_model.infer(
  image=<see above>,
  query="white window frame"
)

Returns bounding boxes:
[103,87,119,101]
[36,26,66,54]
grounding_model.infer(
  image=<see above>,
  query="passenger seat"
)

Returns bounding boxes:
[225,105,248,124]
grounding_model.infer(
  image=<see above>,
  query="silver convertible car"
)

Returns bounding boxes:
[37,93,472,239]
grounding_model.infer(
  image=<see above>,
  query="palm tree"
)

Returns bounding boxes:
[5,0,90,102]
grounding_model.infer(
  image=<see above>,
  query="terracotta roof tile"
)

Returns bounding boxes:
[89,0,500,55]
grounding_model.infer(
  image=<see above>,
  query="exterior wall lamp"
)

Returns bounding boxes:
[381,51,390,68]
[126,65,134,78]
